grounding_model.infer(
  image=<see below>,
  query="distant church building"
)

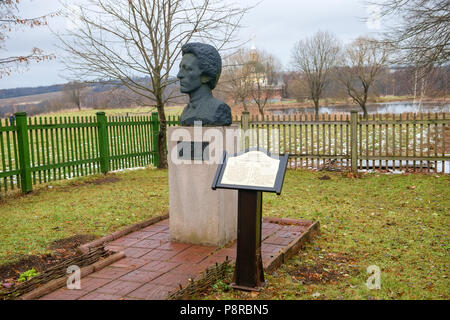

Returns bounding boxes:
[246,45,284,102]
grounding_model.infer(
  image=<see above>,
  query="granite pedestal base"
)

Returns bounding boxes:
[168,125,240,246]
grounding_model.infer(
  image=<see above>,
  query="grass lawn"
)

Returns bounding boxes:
[0,168,448,299]
[0,167,169,265]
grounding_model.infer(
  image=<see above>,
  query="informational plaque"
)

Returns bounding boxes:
[212,148,289,291]
[212,148,288,194]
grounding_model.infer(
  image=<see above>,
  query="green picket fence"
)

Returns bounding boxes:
[1,110,449,194]
[0,117,20,192]
[0,112,181,194]
[241,111,449,173]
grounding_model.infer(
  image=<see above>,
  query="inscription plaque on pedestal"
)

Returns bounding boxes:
[177,141,209,161]
[212,148,288,291]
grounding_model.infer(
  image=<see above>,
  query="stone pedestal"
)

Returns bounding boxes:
[168,125,240,246]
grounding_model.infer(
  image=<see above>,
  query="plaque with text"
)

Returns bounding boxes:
[212,149,288,194]
[177,141,209,161]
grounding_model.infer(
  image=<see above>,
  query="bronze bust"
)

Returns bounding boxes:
[177,43,232,126]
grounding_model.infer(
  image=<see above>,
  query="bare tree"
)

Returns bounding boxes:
[0,0,57,77]
[280,71,297,98]
[369,0,449,71]
[219,48,281,116]
[218,49,254,112]
[291,31,341,118]
[338,37,390,117]
[286,75,310,102]
[58,0,252,168]
[247,49,282,117]
[62,81,86,110]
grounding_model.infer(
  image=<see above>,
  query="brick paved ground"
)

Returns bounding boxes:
[39,218,312,300]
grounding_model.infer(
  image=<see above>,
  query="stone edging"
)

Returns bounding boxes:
[19,251,125,300]
[79,213,169,254]
[262,217,320,273]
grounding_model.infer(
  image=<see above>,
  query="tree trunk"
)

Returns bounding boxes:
[256,101,265,118]
[157,126,167,169]
[313,99,319,120]
[258,107,264,118]
[361,105,368,118]
[156,100,168,169]
[360,98,368,118]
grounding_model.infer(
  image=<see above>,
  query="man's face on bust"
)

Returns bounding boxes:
[177,53,203,94]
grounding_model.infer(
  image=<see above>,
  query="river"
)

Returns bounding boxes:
[268,101,450,115]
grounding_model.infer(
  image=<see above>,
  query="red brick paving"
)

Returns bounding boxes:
[140,248,180,261]
[39,218,313,300]
[126,283,177,300]
[88,266,131,280]
[123,247,154,258]
[78,292,123,300]
[119,269,164,283]
[95,279,143,296]
[158,241,192,252]
[107,237,140,248]
[119,231,156,241]
[132,239,163,249]
[39,287,90,300]
[200,255,229,266]
[147,232,170,241]
[78,276,112,292]
[109,257,148,269]
[139,260,181,273]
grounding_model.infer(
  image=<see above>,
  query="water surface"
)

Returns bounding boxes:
[269,101,450,115]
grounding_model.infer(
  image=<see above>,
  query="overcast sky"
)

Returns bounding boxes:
[0,0,382,89]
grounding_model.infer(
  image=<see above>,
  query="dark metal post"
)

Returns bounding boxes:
[231,189,265,291]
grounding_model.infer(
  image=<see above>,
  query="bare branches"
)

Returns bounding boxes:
[369,0,449,70]
[0,0,57,77]
[219,47,281,116]
[58,0,251,168]
[291,31,340,116]
[337,37,390,117]
[247,50,282,117]
[58,0,250,103]
[219,48,255,112]
[62,81,87,110]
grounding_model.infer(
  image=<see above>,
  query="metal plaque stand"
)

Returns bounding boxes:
[231,190,265,291]
[211,149,289,292]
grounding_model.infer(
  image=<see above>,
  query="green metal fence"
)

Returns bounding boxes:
[0,112,181,194]
[1,110,448,194]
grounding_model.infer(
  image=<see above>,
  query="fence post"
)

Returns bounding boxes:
[350,110,358,174]
[151,112,160,168]
[96,112,110,174]
[241,111,250,150]
[15,112,32,193]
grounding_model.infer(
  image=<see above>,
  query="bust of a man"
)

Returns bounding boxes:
[177,43,232,126]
